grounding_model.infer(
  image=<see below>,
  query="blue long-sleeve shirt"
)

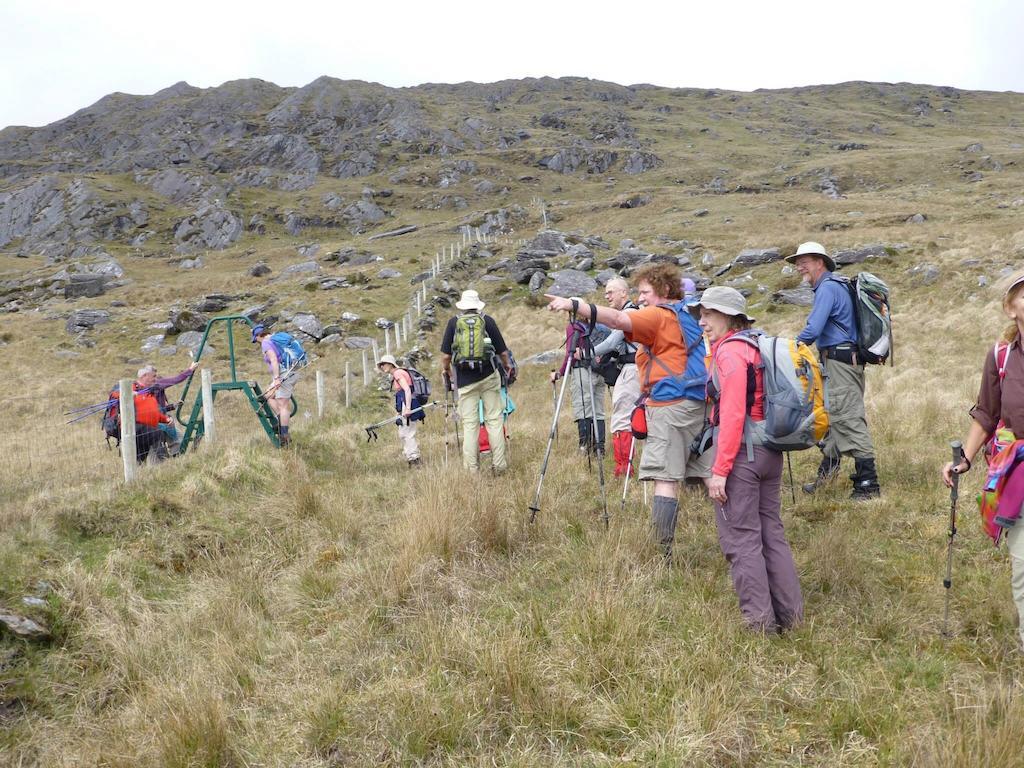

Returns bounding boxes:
[797,272,857,349]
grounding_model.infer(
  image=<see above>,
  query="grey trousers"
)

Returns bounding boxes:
[823,357,875,460]
[569,365,606,421]
[714,445,803,632]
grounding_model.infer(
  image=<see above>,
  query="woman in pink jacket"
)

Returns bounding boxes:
[696,287,803,633]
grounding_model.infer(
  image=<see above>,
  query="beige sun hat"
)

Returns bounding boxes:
[785,241,837,272]
[692,286,755,323]
[455,289,485,311]
[377,354,398,369]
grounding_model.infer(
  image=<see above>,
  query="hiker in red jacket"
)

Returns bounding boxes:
[698,286,803,633]
[136,361,198,454]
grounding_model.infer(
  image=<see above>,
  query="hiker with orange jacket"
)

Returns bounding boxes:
[943,271,1024,650]
[111,369,174,463]
[545,263,711,563]
[697,287,803,634]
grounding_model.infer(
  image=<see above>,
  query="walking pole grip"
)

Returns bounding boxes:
[950,440,963,502]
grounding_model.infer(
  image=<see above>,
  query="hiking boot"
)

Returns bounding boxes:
[408,457,422,468]
[279,434,291,448]
[576,419,591,452]
[801,453,841,494]
[594,420,607,455]
[850,458,881,500]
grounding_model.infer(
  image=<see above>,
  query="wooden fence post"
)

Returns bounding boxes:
[316,370,326,419]
[394,322,402,352]
[372,338,380,367]
[119,379,137,481]
[201,368,216,446]
[362,349,370,387]
[344,361,351,407]
[384,327,391,356]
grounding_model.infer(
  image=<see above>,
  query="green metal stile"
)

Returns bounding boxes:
[176,315,298,454]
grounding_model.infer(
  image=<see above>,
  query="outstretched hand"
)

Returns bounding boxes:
[545,295,574,313]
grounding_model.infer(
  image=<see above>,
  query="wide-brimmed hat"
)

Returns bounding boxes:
[455,289,485,311]
[691,286,755,323]
[785,241,836,272]
[251,324,267,342]
[1003,272,1024,301]
[377,354,398,369]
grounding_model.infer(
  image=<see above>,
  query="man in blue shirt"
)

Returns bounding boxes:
[788,242,880,499]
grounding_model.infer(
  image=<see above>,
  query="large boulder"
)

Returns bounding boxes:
[734,248,782,266]
[771,285,815,306]
[344,336,374,350]
[291,313,323,339]
[281,261,321,278]
[168,308,209,334]
[66,309,110,333]
[173,203,242,253]
[623,151,663,175]
[833,244,889,266]
[64,274,107,299]
[547,269,598,298]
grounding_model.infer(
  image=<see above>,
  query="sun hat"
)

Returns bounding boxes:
[377,354,398,369]
[455,289,485,311]
[1003,271,1024,301]
[251,324,267,342]
[691,286,755,323]
[785,241,837,272]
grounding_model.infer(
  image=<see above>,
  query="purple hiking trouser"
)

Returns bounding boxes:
[714,445,803,632]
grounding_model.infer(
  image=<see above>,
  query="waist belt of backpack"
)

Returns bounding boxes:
[821,343,857,366]
[620,353,636,365]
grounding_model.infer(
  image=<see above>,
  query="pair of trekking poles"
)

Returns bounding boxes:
[529,319,609,527]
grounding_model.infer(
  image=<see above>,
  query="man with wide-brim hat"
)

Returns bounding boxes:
[440,289,514,472]
[377,354,424,466]
[789,241,880,500]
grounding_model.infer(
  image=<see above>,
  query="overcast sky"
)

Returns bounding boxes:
[1,0,1022,129]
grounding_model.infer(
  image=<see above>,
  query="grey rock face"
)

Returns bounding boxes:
[344,336,374,350]
[195,295,230,313]
[297,242,320,258]
[734,248,782,266]
[907,263,940,286]
[333,149,377,178]
[64,274,107,299]
[528,270,546,293]
[341,312,360,322]
[833,244,889,266]
[623,151,663,174]
[377,268,402,279]
[168,309,209,334]
[141,334,165,353]
[606,248,652,271]
[292,313,323,339]
[771,285,815,306]
[173,203,242,253]
[547,269,598,297]
[527,230,568,253]
[66,309,111,333]
[964,142,984,153]
[281,261,321,277]
[175,330,205,352]
[341,199,387,233]
[248,261,271,277]
[595,268,618,285]
[617,193,651,209]
[906,213,926,224]
[693,208,709,217]
[179,257,204,270]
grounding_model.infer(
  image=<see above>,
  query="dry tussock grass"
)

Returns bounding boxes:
[7,204,1024,763]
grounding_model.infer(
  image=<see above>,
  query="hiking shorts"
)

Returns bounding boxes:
[639,398,711,483]
[274,372,300,400]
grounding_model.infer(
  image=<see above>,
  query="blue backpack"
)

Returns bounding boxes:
[640,301,707,403]
[269,331,308,371]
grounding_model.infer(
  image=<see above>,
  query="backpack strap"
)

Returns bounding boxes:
[996,341,1011,381]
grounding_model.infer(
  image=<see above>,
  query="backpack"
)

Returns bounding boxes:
[101,383,121,446]
[640,302,708,403]
[404,367,431,400]
[453,313,490,369]
[978,439,1024,546]
[984,341,1016,463]
[829,272,893,365]
[269,331,308,372]
[710,331,829,454]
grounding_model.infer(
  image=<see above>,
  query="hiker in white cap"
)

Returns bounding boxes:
[440,290,514,472]
[696,286,803,633]
[378,354,423,467]
[788,241,881,499]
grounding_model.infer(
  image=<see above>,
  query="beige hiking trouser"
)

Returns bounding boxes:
[822,358,875,460]
[1007,524,1024,650]
[610,363,640,434]
[397,422,420,462]
[457,372,506,471]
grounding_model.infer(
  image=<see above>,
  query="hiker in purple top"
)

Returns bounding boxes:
[135,361,198,454]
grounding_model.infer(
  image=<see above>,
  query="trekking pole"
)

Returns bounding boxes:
[942,440,963,637]
[529,339,577,523]
[364,401,440,441]
[620,434,637,516]
[551,372,559,442]
[584,357,610,528]
[786,452,796,505]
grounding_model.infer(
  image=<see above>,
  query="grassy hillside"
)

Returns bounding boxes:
[3,78,1024,765]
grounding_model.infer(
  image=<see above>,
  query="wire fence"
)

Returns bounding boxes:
[1,229,524,499]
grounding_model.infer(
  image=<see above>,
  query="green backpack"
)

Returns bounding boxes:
[453,313,489,369]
